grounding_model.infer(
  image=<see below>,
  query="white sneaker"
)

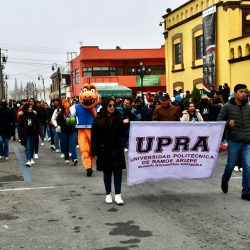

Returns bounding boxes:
[124,148,128,152]
[26,161,31,167]
[76,145,80,148]
[44,138,47,141]
[41,142,45,146]
[105,194,113,204]
[65,160,70,164]
[4,157,9,160]
[56,149,60,153]
[60,153,65,158]
[30,159,35,165]
[114,194,124,205]
[234,166,239,172]
[34,154,39,159]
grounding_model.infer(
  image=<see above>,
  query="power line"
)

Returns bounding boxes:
[8,57,66,63]
[0,42,71,54]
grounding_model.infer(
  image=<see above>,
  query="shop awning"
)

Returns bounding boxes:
[96,85,132,98]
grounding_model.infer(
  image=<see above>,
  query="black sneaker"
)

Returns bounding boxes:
[73,159,78,166]
[241,193,250,201]
[221,180,228,193]
[86,168,93,177]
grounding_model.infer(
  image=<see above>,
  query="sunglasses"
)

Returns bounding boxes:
[108,104,115,108]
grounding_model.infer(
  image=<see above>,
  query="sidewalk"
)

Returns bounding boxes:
[0,141,24,183]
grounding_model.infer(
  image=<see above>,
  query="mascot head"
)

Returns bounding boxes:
[79,82,99,109]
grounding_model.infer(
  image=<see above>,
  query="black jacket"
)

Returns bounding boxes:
[91,109,126,171]
[217,98,250,143]
[0,106,13,138]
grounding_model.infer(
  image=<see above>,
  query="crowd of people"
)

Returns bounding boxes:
[0,83,249,203]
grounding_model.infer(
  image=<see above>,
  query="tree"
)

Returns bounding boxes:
[191,87,202,106]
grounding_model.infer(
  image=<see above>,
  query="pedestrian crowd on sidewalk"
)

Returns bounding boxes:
[0,82,249,203]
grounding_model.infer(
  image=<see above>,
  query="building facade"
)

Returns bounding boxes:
[162,0,250,95]
[70,46,166,97]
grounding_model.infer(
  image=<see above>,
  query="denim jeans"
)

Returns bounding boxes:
[40,123,45,143]
[61,131,77,161]
[103,169,123,194]
[0,135,9,158]
[222,140,250,194]
[25,136,35,161]
[52,127,60,150]
[44,123,51,139]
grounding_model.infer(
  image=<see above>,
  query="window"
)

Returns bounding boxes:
[71,71,75,84]
[117,67,124,76]
[230,48,235,59]
[195,35,204,60]
[148,65,165,75]
[244,14,250,35]
[174,43,181,65]
[75,69,79,84]
[82,66,116,76]
[238,46,242,58]
[246,44,250,56]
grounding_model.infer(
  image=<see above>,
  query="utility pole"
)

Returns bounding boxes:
[0,48,8,99]
[0,48,3,99]
[67,52,77,97]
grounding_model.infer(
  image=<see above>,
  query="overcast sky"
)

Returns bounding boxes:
[0,0,187,91]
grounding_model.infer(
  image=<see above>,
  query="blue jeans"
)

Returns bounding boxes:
[222,141,250,194]
[40,123,45,143]
[0,135,9,158]
[44,123,51,139]
[25,136,35,161]
[52,127,60,150]
[61,131,77,161]
[103,169,123,194]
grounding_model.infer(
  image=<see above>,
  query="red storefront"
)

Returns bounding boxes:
[70,46,166,97]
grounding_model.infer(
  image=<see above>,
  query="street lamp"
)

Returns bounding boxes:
[38,74,46,101]
[52,63,61,99]
[3,74,8,99]
[133,61,151,106]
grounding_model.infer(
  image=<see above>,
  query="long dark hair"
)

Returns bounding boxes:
[96,97,116,127]
[22,103,33,114]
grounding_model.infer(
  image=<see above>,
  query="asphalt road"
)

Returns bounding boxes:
[0,140,250,250]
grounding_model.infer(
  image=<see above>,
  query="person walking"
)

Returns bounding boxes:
[19,103,40,167]
[180,102,203,122]
[152,94,180,121]
[218,84,250,201]
[56,99,78,165]
[117,98,135,151]
[0,99,14,160]
[91,97,127,205]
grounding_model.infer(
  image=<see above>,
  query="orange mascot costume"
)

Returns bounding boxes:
[70,82,99,176]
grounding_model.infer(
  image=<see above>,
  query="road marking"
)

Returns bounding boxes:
[13,146,32,182]
[0,186,58,192]
[231,176,242,179]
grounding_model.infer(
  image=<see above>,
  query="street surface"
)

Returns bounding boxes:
[0,140,250,250]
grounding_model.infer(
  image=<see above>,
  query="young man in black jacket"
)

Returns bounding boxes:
[218,84,250,201]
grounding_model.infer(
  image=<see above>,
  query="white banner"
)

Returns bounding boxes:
[127,122,225,186]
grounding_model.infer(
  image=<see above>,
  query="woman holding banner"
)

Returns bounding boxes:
[91,97,127,205]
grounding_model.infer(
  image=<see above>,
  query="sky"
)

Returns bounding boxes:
[0,0,187,91]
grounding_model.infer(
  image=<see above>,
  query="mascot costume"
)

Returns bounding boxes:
[70,81,99,176]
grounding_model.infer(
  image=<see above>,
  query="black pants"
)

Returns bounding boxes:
[103,169,122,195]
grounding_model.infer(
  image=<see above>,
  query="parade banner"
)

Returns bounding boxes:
[127,122,225,186]
[202,6,216,93]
